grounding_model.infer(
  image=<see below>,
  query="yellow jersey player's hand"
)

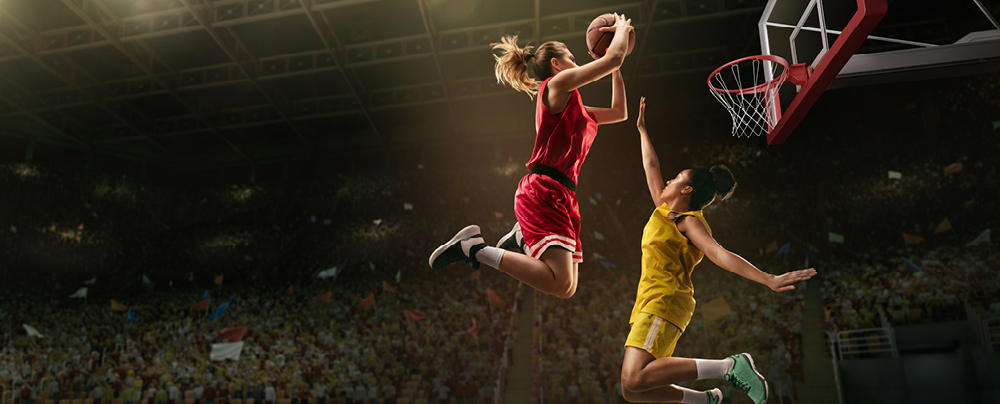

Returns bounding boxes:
[765,268,818,293]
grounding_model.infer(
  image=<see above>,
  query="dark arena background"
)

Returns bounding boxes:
[0,1,998,404]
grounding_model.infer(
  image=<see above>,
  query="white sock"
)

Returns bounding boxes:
[678,386,708,404]
[694,358,734,380]
[475,246,505,269]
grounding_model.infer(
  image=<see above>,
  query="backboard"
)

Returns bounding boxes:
[755,0,1000,144]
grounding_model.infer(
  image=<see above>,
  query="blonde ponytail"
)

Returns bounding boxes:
[492,35,539,99]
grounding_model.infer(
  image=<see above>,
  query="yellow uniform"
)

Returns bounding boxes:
[625,204,710,358]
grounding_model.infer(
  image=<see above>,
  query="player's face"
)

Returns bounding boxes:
[661,170,691,201]
[552,52,578,71]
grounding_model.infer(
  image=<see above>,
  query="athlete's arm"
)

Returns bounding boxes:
[637,97,665,207]
[585,70,627,124]
[547,14,631,96]
[681,218,817,292]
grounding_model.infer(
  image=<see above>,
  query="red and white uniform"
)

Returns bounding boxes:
[514,76,599,263]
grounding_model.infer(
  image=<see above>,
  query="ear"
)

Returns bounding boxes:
[680,185,694,195]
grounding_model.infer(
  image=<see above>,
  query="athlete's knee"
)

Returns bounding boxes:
[556,278,577,299]
[620,369,646,393]
[620,385,646,403]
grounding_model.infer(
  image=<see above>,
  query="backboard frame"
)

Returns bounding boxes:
[759,0,888,145]
[755,0,1000,145]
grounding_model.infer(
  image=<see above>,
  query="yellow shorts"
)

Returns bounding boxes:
[624,313,683,359]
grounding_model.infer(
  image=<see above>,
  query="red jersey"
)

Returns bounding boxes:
[527,77,599,185]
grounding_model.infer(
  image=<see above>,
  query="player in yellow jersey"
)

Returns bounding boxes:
[619,97,817,404]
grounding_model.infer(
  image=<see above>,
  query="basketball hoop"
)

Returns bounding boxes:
[708,55,789,138]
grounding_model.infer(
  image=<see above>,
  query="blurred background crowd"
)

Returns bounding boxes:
[1,69,997,404]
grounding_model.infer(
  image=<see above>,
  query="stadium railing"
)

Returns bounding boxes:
[830,310,898,360]
[966,301,999,354]
[493,282,523,404]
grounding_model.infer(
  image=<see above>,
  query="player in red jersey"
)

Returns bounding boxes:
[429,13,633,298]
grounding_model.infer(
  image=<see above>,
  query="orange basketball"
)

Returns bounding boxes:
[585,13,636,58]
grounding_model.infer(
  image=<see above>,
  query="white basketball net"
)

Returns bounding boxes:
[708,56,788,138]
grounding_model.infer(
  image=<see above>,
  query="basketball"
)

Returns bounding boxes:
[586,13,636,58]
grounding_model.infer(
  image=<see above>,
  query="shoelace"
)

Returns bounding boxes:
[726,374,751,393]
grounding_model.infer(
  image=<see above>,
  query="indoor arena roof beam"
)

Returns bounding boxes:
[177,0,311,149]
[0,74,180,168]
[0,9,183,163]
[0,0,384,64]
[97,47,727,142]
[301,0,384,145]
[0,50,345,118]
[57,0,255,165]
[415,0,462,139]
[627,0,661,81]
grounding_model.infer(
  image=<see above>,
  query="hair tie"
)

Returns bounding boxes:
[526,52,534,60]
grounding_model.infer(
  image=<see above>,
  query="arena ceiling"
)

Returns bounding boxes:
[0,0,992,171]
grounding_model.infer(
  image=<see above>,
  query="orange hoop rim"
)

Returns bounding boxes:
[707,54,790,95]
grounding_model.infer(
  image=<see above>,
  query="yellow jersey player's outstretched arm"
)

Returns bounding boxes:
[679,217,816,292]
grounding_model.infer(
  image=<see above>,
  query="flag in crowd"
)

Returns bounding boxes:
[127,310,137,323]
[359,293,375,308]
[22,324,44,338]
[488,288,502,305]
[764,241,778,254]
[466,317,479,339]
[828,233,844,243]
[214,274,224,285]
[191,299,210,311]
[405,309,428,325]
[775,242,791,258]
[902,257,925,272]
[966,229,990,246]
[383,281,396,293]
[111,300,128,311]
[903,233,926,245]
[69,288,88,298]
[219,326,247,342]
[470,270,481,280]
[210,341,244,361]
[208,302,229,321]
[933,218,952,234]
[84,278,97,285]
[315,292,331,302]
[944,162,963,175]
[703,297,732,324]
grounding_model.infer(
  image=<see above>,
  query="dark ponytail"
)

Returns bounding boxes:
[687,165,737,210]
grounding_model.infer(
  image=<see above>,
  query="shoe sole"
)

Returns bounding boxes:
[496,222,521,250]
[428,225,482,269]
[741,353,769,404]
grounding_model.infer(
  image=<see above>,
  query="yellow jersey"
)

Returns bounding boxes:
[629,204,710,332]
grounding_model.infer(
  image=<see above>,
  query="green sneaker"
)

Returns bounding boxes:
[724,353,769,404]
[706,388,722,404]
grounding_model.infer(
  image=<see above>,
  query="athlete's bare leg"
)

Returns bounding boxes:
[493,247,577,298]
[621,346,698,393]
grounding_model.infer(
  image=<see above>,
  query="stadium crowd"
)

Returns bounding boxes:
[1,69,997,404]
